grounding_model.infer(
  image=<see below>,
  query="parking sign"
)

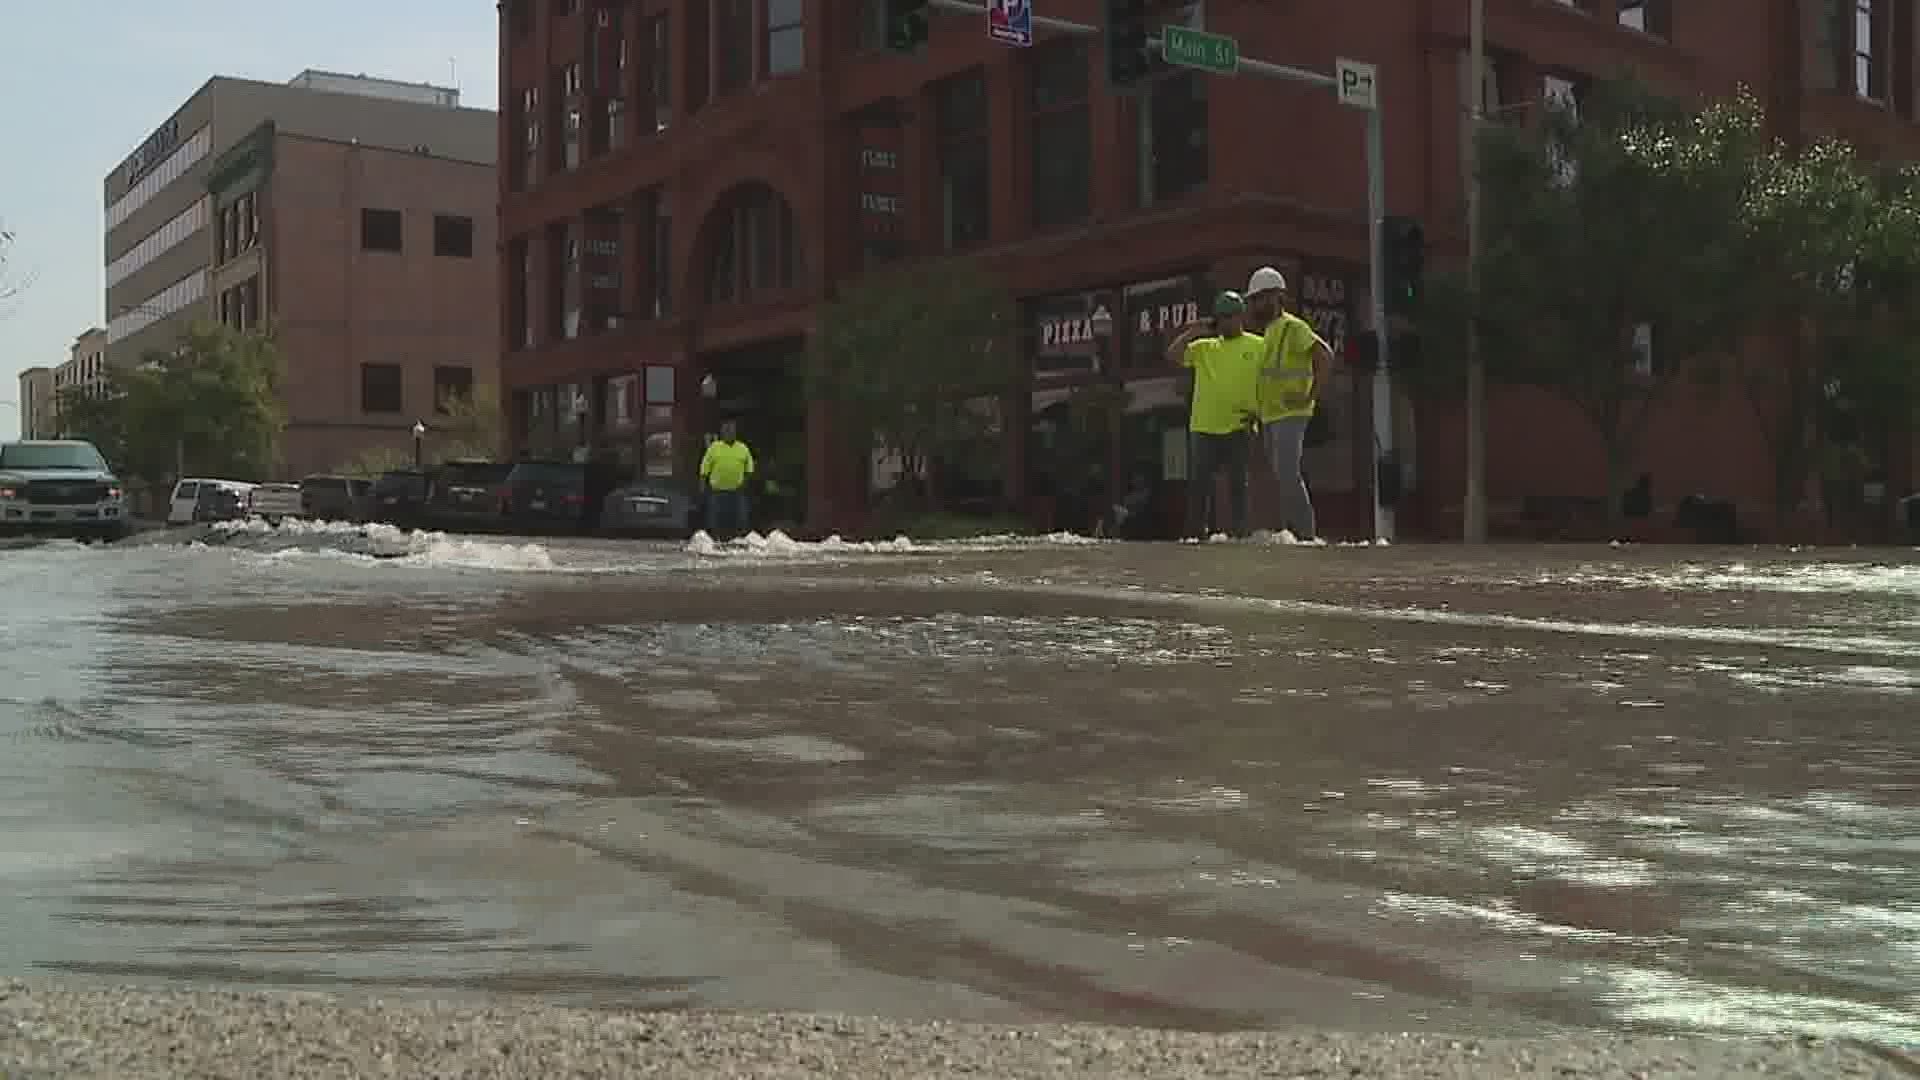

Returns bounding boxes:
[988,0,1033,47]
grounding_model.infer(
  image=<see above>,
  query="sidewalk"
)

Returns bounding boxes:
[0,981,1911,1079]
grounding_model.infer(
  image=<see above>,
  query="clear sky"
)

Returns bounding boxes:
[0,0,498,439]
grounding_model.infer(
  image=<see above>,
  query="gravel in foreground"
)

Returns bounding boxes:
[0,980,1912,1079]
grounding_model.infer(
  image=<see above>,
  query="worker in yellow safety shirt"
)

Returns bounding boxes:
[1164,291,1266,539]
[699,419,755,537]
[1246,266,1334,541]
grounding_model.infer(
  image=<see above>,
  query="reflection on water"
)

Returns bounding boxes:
[0,533,1916,1044]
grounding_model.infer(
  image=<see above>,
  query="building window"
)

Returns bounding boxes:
[515,87,541,190]
[1617,0,1671,37]
[598,97,628,152]
[360,363,403,414]
[550,221,582,340]
[718,0,753,93]
[1142,72,1207,207]
[1856,0,1888,100]
[434,365,475,413]
[767,0,805,75]
[361,208,403,252]
[433,214,474,258]
[509,236,532,349]
[648,15,672,132]
[934,69,991,251]
[647,189,673,317]
[562,61,583,96]
[1029,38,1092,231]
[563,105,583,169]
[704,185,800,304]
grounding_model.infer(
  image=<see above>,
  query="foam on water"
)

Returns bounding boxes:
[681,528,1106,558]
[1537,559,1920,595]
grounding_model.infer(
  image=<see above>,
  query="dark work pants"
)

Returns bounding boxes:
[706,489,750,535]
[1186,430,1251,539]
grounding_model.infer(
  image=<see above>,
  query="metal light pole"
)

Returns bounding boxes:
[1462,0,1488,543]
[412,420,426,468]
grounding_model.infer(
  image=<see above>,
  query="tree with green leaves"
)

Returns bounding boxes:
[430,381,505,461]
[1419,77,1766,530]
[332,383,505,475]
[1733,138,1893,530]
[808,259,1016,508]
[56,322,284,485]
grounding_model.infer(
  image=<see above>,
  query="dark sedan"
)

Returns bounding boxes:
[600,478,696,538]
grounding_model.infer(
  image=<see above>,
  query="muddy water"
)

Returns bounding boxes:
[1,527,1915,1043]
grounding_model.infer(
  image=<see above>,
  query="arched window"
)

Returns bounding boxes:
[702,183,804,305]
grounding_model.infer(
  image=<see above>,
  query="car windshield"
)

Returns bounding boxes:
[0,444,108,471]
[510,464,586,490]
[441,463,511,487]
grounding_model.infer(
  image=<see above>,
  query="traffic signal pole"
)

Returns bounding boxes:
[923,0,1398,541]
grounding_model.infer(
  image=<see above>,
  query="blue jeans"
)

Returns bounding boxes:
[706,489,750,534]
[1262,417,1317,540]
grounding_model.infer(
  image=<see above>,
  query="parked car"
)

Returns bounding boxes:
[299,475,372,522]
[600,477,696,538]
[424,460,514,532]
[187,480,255,524]
[368,469,431,526]
[249,483,304,524]
[498,460,628,534]
[0,440,132,541]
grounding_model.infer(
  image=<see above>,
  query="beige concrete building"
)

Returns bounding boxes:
[102,69,498,478]
[54,328,110,406]
[15,367,54,440]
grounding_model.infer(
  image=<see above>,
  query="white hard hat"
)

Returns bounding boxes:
[1247,266,1287,296]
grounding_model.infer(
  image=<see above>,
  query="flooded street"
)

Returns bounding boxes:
[1,525,1915,1048]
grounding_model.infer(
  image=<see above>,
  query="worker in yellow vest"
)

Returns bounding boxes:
[1164,291,1266,539]
[699,420,756,538]
[1247,267,1334,541]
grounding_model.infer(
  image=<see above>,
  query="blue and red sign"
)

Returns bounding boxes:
[987,0,1033,47]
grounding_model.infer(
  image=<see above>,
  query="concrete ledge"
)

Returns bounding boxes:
[0,981,1911,1079]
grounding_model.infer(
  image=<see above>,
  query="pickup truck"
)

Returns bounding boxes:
[0,439,133,541]
[248,482,305,524]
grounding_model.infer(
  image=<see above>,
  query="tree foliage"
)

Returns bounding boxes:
[808,259,1016,491]
[431,382,506,461]
[1419,77,1768,526]
[57,322,284,484]
[331,383,504,475]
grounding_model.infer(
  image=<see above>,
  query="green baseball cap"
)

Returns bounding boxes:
[1213,290,1247,316]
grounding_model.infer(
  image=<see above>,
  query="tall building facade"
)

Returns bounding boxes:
[104,72,499,479]
[499,0,1920,538]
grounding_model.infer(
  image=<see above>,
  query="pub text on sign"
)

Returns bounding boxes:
[861,149,899,169]
[861,193,904,214]
[1137,299,1200,335]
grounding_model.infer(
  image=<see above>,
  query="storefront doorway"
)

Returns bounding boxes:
[700,337,808,530]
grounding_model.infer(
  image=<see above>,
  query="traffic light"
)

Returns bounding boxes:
[1104,0,1152,92]
[1382,215,1425,315]
[884,0,928,53]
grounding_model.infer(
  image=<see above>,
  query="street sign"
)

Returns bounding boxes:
[1161,25,1238,74]
[987,0,1033,47]
[1335,58,1378,109]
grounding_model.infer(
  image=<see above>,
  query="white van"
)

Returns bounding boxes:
[167,478,255,525]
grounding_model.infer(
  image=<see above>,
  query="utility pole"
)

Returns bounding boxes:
[1462,0,1488,543]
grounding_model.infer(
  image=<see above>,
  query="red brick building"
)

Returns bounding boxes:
[499,0,1920,539]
